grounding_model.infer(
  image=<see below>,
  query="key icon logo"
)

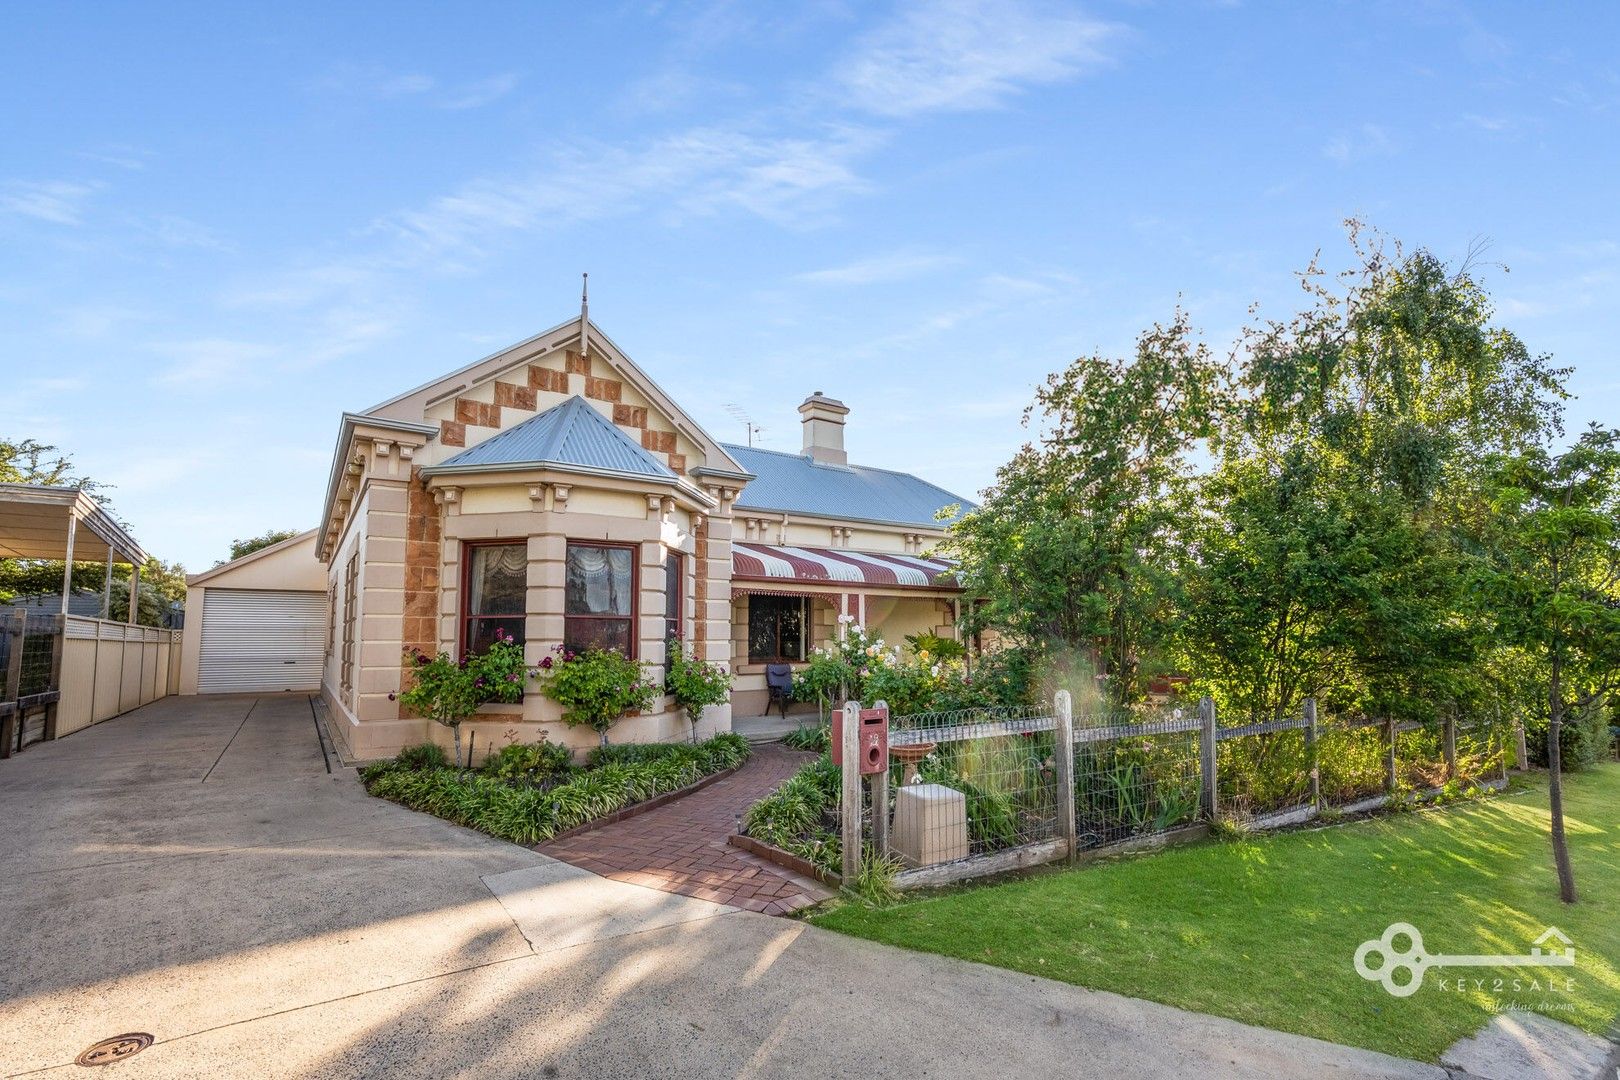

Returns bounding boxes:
[1354,922,1575,998]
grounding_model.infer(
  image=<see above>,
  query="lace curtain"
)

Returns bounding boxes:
[470,544,526,615]
[566,545,632,615]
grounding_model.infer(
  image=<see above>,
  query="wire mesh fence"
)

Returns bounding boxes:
[885,704,1062,866]
[2,609,65,755]
[1074,716,1202,849]
[809,693,1521,891]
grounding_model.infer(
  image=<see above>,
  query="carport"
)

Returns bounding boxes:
[0,483,172,754]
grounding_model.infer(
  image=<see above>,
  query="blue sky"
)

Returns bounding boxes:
[3,1,1616,571]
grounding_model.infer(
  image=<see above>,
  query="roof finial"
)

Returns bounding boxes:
[580,272,590,359]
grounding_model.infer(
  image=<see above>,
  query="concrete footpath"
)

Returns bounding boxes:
[1,694,1448,1079]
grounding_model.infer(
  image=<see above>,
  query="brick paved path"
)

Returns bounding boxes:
[538,742,836,915]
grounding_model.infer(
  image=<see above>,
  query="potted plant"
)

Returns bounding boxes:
[396,630,527,767]
[665,637,733,743]
[531,645,658,747]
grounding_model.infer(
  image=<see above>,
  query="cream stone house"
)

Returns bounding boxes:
[317,313,971,761]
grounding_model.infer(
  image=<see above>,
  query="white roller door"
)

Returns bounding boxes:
[198,589,326,694]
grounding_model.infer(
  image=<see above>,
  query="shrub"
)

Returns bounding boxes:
[363,734,751,845]
[483,738,574,784]
[1524,697,1612,770]
[666,637,733,740]
[396,742,450,771]
[782,723,831,753]
[531,645,659,746]
[398,633,528,766]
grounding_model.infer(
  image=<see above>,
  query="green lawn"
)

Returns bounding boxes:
[809,764,1620,1062]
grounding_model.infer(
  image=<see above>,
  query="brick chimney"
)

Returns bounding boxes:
[798,391,849,465]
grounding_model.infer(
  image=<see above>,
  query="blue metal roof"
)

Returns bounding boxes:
[724,444,975,528]
[429,396,676,480]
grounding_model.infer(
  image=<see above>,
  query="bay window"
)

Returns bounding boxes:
[564,541,636,656]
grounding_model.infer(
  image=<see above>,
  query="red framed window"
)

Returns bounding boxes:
[747,595,808,663]
[564,541,637,656]
[462,542,526,655]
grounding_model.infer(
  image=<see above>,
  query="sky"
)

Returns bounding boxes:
[2,1,1617,571]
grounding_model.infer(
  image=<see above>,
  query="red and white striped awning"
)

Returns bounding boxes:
[731,542,958,591]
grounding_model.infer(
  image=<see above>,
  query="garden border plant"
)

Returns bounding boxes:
[362,732,751,845]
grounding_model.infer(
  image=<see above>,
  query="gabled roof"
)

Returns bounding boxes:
[423,396,677,482]
[724,445,975,530]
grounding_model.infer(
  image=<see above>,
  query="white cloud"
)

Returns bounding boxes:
[309,63,520,110]
[1323,123,1395,164]
[376,124,877,263]
[310,63,436,100]
[798,250,962,285]
[151,339,277,388]
[0,179,101,225]
[834,0,1116,117]
[440,73,521,110]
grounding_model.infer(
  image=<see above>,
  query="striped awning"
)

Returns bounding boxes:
[731,542,958,591]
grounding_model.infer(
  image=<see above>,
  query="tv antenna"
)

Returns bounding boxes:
[723,404,762,447]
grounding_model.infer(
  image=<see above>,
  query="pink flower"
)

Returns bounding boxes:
[540,656,553,670]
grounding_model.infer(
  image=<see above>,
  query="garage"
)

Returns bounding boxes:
[179,529,330,696]
[198,588,326,693]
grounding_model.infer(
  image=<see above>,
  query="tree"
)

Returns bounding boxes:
[945,311,1225,706]
[1478,426,1620,904]
[226,529,301,564]
[1183,227,1567,721]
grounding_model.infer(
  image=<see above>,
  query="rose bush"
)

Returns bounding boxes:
[397,630,527,767]
[530,644,658,746]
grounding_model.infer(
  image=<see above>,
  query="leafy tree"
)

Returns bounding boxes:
[945,311,1225,706]
[1183,228,1566,721]
[225,529,302,564]
[1477,425,1620,904]
[0,437,102,492]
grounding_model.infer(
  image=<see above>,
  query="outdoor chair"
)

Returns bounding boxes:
[765,664,793,719]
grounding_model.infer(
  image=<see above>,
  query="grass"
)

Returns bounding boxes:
[809,764,1620,1063]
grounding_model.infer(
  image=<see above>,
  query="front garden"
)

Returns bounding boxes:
[361,733,750,845]
[808,763,1620,1063]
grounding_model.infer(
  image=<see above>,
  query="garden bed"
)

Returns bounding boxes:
[360,734,751,845]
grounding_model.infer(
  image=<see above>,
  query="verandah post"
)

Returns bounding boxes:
[1303,697,1320,811]
[1054,690,1076,860]
[1198,696,1217,823]
[840,699,862,886]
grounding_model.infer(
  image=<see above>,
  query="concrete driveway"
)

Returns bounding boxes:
[0,695,1445,1079]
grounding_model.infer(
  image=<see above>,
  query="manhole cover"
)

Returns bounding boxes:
[75,1033,154,1067]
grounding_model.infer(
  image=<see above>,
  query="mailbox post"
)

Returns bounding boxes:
[836,701,890,883]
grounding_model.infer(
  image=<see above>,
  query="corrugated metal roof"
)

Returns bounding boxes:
[724,444,975,528]
[429,396,677,480]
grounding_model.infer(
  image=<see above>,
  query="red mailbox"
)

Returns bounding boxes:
[832,703,889,775]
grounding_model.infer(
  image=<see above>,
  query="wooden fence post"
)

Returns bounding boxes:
[1304,697,1320,811]
[870,700,889,859]
[1,610,24,758]
[840,700,862,886]
[1054,690,1076,859]
[1383,717,1397,794]
[1442,710,1457,781]
[1199,696,1218,822]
